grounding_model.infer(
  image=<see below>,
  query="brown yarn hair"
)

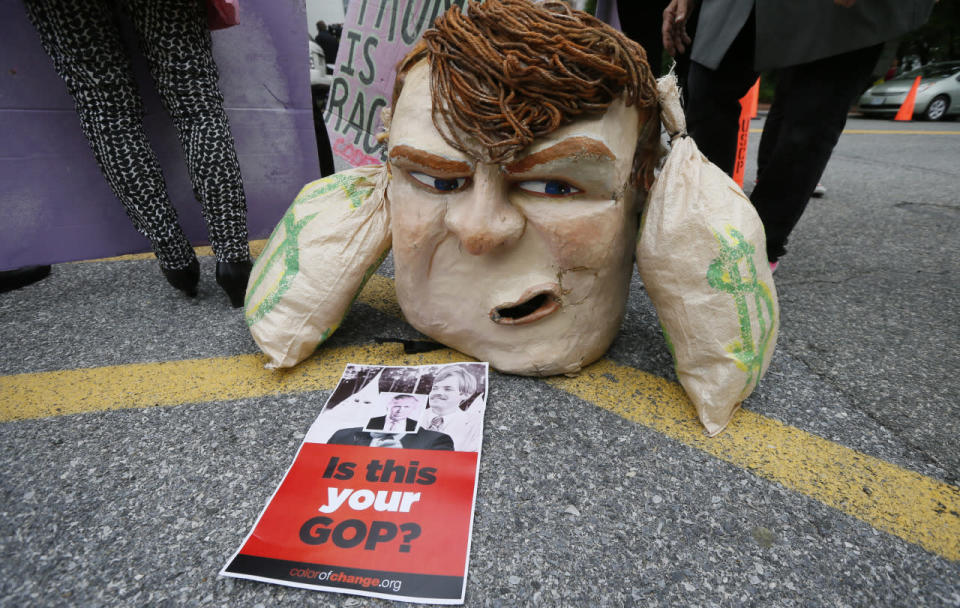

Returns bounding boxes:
[391,0,660,187]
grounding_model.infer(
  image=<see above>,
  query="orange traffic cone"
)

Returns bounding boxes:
[745,78,760,119]
[894,76,922,121]
[732,78,761,187]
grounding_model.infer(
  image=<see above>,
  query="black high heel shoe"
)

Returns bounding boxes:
[161,258,199,298]
[0,265,51,293]
[216,260,252,308]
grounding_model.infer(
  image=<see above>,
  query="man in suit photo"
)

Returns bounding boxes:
[327,393,454,450]
[364,393,420,433]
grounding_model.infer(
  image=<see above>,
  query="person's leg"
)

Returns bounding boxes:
[759,79,829,196]
[617,0,696,97]
[750,43,883,262]
[684,12,759,176]
[755,78,783,181]
[125,0,251,268]
[23,0,197,277]
[673,2,698,100]
[617,0,665,74]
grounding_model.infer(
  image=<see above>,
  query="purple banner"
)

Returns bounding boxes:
[0,1,320,270]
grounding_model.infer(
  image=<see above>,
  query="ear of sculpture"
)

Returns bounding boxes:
[636,74,780,436]
[245,165,393,369]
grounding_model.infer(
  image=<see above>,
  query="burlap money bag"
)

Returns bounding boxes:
[637,74,779,436]
[245,165,391,368]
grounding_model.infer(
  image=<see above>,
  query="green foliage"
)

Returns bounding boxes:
[758,72,778,104]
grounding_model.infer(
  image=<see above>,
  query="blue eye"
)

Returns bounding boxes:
[409,171,467,192]
[517,180,582,197]
[544,181,574,195]
[433,178,461,191]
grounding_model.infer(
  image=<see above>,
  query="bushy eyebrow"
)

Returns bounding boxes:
[504,136,615,174]
[388,144,472,174]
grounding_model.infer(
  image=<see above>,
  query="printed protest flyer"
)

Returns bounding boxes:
[221,362,488,604]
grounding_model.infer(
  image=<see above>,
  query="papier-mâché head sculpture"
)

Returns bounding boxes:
[245,0,778,436]
[385,0,660,376]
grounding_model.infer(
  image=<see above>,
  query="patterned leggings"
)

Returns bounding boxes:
[24,0,250,269]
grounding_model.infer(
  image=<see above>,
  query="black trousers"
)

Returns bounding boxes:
[616,0,696,93]
[24,0,250,269]
[685,13,881,261]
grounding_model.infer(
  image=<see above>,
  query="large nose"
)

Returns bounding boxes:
[444,164,525,255]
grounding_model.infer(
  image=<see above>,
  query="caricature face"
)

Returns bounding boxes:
[387,62,644,376]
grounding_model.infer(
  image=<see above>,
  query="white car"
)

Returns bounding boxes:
[859,61,960,121]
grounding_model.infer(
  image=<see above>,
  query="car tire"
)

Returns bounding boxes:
[923,95,949,121]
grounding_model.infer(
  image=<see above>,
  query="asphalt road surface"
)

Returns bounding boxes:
[1,116,958,607]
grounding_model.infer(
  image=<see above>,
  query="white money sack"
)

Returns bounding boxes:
[637,75,780,435]
[244,166,391,368]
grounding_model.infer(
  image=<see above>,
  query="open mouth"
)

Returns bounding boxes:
[490,284,561,326]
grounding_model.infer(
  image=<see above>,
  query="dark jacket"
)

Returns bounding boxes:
[314,30,339,64]
[692,0,935,71]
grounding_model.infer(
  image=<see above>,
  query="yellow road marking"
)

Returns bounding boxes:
[2,274,958,561]
[749,128,960,135]
[0,343,466,421]
[0,275,405,420]
[357,274,405,320]
[546,361,960,562]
